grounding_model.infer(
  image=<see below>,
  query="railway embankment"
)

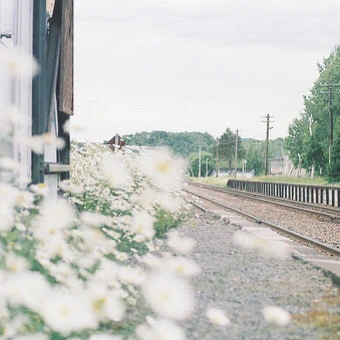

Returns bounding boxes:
[175,208,340,339]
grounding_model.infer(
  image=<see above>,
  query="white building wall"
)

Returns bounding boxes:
[0,0,33,186]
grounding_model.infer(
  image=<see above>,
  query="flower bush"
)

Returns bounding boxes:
[0,44,292,340]
[0,47,201,339]
[0,135,203,338]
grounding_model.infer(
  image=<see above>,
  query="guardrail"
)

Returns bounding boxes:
[227,179,340,208]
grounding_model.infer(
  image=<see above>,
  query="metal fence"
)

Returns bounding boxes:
[227,179,340,208]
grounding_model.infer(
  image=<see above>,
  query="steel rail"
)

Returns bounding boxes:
[187,181,340,221]
[184,198,208,213]
[184,188,340,258]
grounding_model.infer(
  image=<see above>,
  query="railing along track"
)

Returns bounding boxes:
[184,184,340,258]
[187,181,340,221]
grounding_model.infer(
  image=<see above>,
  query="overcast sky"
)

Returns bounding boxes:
[73,0,340,142]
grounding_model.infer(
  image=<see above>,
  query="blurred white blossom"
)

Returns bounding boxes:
[167,230,196,255]
[40,289,98,334]
[100,156,133,189]
[86,281,126,322]
[0,47,39,78]
[138,147,185,190]
[131,210,155,240]
[59,180,84,194]
[136,317,187,340]
[233,230,290,259]
[206,307,231,326]
[0,156,21,172]
[262,305,291,326]
[63,120,70,134]
[5,253,29,272]
[89,334,123,340]
[29,183,49,196]
[142,272,195,320]
[164,257,201,277]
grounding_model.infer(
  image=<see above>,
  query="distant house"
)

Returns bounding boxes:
[0,0,73,195]
[208,168,254,178]
[106,134,126,151]
[208,168,229,177]
[269,156,293,176]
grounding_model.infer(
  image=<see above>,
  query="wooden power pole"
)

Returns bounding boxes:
[234,129,238,177]
[261,114,274,175]
[320,82,340,163]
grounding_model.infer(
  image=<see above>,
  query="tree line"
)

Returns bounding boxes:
[286,45,340,183]
[123,129,284,177]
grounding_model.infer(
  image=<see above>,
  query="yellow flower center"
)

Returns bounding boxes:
[176,265,184,273]
[160,293,170,302]
[93,297,106,311]
[60,307,69,317]
[157,161,170,173]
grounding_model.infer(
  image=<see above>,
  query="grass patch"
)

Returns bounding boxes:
[292,290,340,337]
[188,176,229,187]
[255,176,330,186]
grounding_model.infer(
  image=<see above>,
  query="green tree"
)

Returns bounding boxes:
[286,45,340,178]
[188,151,215,177]
[286,115,309,169]
[242,139,265,175]
[327,120,340,183]
[123,131,216,158]
[216,128,245,171]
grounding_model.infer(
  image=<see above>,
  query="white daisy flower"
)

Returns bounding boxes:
[136,317,187,340]
[5,253,29,272]
[100,156,133,189]
[0,157,21,172]
[36,198,75,230]
[16,191,35,209]
[167,230,196,255]
[29,183,49,196]
[233,230,289,259]
[165,257,201,277]
[206,307,231,326]
[41,289,98,334]
[59,180,84,194]
[142,272,195,320]
[138,147,185,190]
[89,334,123,340]
[0,47,39,78]
[262,305,291,326]
[80,211,107,227]
[131,211,155,240]
[118,266,145,285]
[62,120,70,134]
[86,281,126,323]
[14,335,48,340]
[4,271,51,313]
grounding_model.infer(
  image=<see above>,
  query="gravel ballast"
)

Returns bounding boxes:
[185,184,340,249]
[178,211,340,339]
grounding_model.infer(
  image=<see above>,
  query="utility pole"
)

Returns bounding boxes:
[320,82,340,163]
[261,114,274,175]
[234,129,238,177]
[215,139,219,177]
[206,158,209,177]
[198,145,203,178]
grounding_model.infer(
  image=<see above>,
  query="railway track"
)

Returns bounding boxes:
[189,181,340,220]
[185,181,340,258]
